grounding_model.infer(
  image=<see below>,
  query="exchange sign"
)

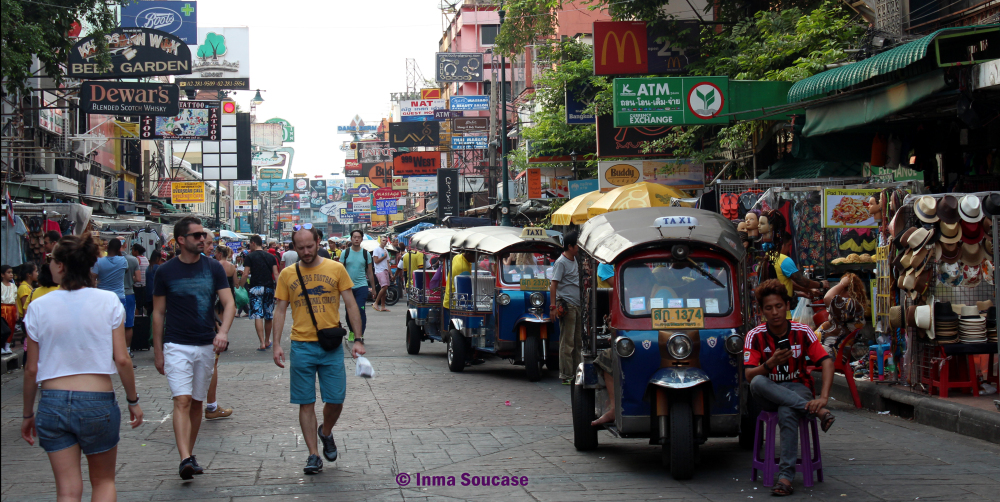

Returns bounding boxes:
[613,77,729,127]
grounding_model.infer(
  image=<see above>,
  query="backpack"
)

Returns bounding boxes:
[341,246,371,270]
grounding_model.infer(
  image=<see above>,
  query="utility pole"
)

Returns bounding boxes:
[499,9,511,227]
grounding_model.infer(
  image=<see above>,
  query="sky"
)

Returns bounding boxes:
[198,0,444,180]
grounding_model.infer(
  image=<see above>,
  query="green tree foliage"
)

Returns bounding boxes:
[493,0,563,57]
[1,0,127,97]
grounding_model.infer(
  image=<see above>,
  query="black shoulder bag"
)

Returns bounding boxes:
[294,263,346,351]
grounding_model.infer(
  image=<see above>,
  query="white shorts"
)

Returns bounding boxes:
[163,343,215,402]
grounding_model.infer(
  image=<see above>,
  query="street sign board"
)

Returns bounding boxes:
[449,96,490,111]
[451,135,488,150]
[258,168,284,179]
[375,199,397,215]
[613,77,729,127]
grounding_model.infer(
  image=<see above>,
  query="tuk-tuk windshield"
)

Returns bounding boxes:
[500,252,555,284]
[620,259,732,317]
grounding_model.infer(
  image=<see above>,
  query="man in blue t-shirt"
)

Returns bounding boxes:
[152,217,235,480]
[93,238,128,300]
[339,229,374,341]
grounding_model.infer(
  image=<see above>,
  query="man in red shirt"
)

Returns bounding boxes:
[744,279,835,496]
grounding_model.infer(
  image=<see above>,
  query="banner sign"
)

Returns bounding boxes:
[337,115,376,135]
[451,135,488,150]
[437,168,460,219]
[449,96,490,111]
[175,27,251,90]
[375,199,397,215]
[79,82,179,116]
[566,86,596,124]
[258,167,284,179]
[453,117,489,133]
[435,52,484,82]
[596,114,674,157]
[319,201,347,217]
[393,151,444,176]
[598,159,704,192]
[293,178,309,191]
[140,100,219,139]
[253,153,285,167]
[391,176,408,191]
[309,180,327,208]
[407,176,436,193]
[822,189,879,228]
[345,159,361,177]
[568,179,600,199]
[352,197,371,212]
[69,28,192,79]
[357,141,396,163]
[257,179,293,192]
[361,162,394,189]
[421,88,442,99]
[399,99,446,122]
[121,1,198,44]
[234,200,253,212]
[265,117,295,142]
[593,20,701,76]
[389,122,439,148]
[434,110,463,120]
[526,168,542,199]
[614,76,729,127]
[171,181,205,203]
[374,188,406,200]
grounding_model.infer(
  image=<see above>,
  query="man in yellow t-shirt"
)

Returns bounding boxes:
[400,244,425,288]
[442,251,472,310]
[271,227,366,475]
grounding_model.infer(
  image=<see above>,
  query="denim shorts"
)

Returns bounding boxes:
[35,390,121,455]
[289,341,346,405]
[123,295,136,328]
[248,286,275,320]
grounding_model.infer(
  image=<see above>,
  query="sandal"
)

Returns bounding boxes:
[820,411,836,432]
[771,481,794,496]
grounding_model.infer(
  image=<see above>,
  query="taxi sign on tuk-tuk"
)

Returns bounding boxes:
[520,227,547,239]
[654,216,698,228]
[520,278,550,291]
[651,307,705,329]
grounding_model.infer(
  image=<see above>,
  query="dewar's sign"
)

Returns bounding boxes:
[80,82,179,116]
[68,27,192,79]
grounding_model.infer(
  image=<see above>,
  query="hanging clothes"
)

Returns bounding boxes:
[1,216,27,267]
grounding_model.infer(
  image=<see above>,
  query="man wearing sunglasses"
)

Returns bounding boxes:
[152,217,235,479]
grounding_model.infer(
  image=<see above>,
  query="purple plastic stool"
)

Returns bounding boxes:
[750,410,824,487]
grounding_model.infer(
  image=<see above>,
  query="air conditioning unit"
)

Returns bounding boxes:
[38,151,56,174]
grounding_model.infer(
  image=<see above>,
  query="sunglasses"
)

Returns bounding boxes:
[293,223,313,231]
[184,231,208,240]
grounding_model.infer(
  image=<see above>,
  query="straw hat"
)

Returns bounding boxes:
[907,227,933,249]
[961,242,986,266]
[939,220,962,244]
[915,196,939,223]
[959,194,984,223]
[889,305,904,330]
[915,304,935,338]
[895,227,917,251]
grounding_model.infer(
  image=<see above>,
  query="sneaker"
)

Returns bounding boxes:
[191,455,204,475]
[304,454,323,474]
[318,425,338,462]
[205,406,233,420]
[128,349,134,359]
[179,457,196,480]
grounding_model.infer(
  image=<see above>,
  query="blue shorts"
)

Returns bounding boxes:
[35,390,120,455]
[248,286,275,320]
[122,295,135,328]
[289,341,346,405]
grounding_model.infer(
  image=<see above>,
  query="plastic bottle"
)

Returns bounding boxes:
[885,353,896,377]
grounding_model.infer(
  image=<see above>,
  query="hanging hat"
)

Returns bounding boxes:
[909,270,931,301]
[895,226,917,251]
[915,196,939,223]
[900,248,915,269]
[959,194,984,223]
[907,227,934,249]
[902,267,917,290]
[889,306,904,329]
[935,301,958,322]
[911,247,931,274]
[960,220,984,244]
[936,195,960,225]
[983,193,1000,218]
[961,242,986,266]
[939,221,962,244]
[906,305,918,327]
[915,304,935,338]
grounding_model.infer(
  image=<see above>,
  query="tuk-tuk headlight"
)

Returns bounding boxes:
[725,333,744,355]
[614,336,635,358]
[498,293,511,306]
[529,292,545,307]
[667,333,693,359]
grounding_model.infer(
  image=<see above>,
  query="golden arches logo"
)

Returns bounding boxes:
[601,30,642,65]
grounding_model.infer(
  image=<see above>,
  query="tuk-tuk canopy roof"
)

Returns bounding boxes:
[409,228,460,255]
[579,207,745,264]
[451,226,560,255]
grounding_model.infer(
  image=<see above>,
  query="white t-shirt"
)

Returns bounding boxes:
[25,288,124,382]
[373,247,390,274]
[282,250,299,268]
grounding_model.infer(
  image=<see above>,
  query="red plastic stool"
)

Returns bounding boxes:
[750,411,824,487]
[929,347,979,398]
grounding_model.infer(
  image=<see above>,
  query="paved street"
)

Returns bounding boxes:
[3,304,999,502]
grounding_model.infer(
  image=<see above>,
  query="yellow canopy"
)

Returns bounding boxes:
[587,182,691,219]
[551,191,604,226]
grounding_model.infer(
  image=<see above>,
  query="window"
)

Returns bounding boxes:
[620,258,732,317]
[481,24,500,46]
[483,81,511,100]
[500,252,555,284]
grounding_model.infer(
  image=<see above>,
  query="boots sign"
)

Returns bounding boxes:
[80,82,180,116]
[68,28,192,79]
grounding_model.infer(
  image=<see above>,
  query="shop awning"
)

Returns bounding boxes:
[802,69,946,136]
[788,25,998,103]
[757,158,864,180]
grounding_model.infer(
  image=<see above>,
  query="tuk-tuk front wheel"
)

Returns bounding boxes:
[447,330,467,373]
[665,400,697,480]
[524,337,543,382]
[406,319,422,355]
[571,381,599,451]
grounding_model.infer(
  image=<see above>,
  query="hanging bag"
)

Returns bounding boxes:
[294,263,346,351]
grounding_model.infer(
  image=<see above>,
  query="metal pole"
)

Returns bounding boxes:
[215,182,221,231]
[499,9,511,227]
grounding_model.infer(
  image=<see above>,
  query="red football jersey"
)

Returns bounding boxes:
[744,321,830,390]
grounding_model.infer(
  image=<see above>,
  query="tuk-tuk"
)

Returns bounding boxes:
[405,228,461,353]
[444,226,564,381]
[571,207,752,480]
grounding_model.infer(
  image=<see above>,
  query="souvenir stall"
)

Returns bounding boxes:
[880,193,999,397]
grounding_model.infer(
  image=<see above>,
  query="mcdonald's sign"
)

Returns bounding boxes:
[594,21,647,75]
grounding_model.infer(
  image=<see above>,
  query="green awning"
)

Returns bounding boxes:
[758,158,863,180]
[788,25,998,103]
[802,69,946,137]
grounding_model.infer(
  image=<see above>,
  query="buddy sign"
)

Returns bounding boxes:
[614,77,728,127]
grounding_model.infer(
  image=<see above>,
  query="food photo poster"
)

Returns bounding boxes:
[822,189,879,228]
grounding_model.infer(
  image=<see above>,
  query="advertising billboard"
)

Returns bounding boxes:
[399,99,446,122]
[68,28,192,79]
[613,76,729,127]
[175,27,251,90]
[453,117,489,133]
[595,114,674,158]
[80,82,179,116]
[598,159,704,192]
[451,136,488,150]
[171,181,205,203]
[309,180,327,208]
[139,100,219,139]
[593,20,701,76]
[121,1,198,44]
[389,122,439,148]
[337,115,377,135]
[393,151,445,176]
[437,168,460,219]
[435,52,484,82]
[449,96,490,111]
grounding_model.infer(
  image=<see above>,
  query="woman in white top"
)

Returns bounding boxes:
[21,234,144,502]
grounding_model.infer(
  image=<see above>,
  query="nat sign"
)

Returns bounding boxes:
[593,20,700,76]
[80,82,179,116]
[393,152,443,176]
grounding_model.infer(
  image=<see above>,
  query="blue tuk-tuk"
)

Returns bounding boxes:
[405,228,461,353]
[443,226,564,381]
[571,207,752,480]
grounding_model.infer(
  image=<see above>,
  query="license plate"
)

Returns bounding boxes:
[651,308,704,329]
[520,278,550,291]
